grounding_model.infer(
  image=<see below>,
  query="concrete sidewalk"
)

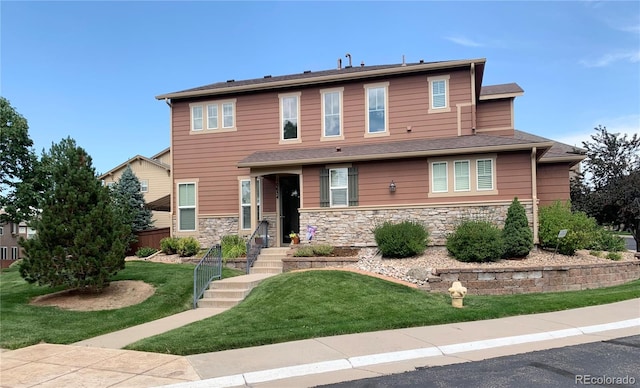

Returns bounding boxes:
[1,299,638,388]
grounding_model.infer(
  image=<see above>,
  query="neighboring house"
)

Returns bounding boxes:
[0,210,34,266]
[155,57,584,247]
[98,148,172,229]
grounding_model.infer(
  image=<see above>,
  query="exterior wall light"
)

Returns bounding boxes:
[389,180,396,192]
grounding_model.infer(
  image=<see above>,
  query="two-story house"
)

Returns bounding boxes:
[156,57,584,248]
[0,209,35,267]
[98,148,172,229]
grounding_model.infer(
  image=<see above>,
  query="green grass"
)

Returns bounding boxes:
[0,262,244,350]
[126,271,640,355]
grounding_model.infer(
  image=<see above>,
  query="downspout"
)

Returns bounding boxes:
[470,63,477,134]
[165,98,174,237]
[531,147,539,244]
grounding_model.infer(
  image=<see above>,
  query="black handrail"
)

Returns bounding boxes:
[245,220,269,274]
[193,244,222,309]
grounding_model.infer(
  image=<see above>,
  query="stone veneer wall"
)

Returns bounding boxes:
[299,202,533,246]
[427,261,640,295]
[171,216,238,247]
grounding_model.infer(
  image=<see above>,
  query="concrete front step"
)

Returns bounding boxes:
[250,267,283,275]
[203,288,251,299]
[197,273,274,308]
[252,260,284,268]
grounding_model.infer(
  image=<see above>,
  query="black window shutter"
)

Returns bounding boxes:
[348,167,359,206]
[319,168,329,207]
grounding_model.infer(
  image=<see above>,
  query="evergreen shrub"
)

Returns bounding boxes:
[502,197,533,258]
[221,235,247,259]
[373,221,429,258]
[446,220,504,262]
[177,237,200,257]
[160,237,179,254]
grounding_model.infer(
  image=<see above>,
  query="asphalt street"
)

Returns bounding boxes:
[318,335,640,388]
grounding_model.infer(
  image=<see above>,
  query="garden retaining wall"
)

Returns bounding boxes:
[427,261,640,295]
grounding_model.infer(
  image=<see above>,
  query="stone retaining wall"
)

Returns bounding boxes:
[427,261,640,295]
[282,257,359,272]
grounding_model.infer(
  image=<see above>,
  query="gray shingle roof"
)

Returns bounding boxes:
[480,83,524,96]
[514,130,585,163]
[238,133,553,168]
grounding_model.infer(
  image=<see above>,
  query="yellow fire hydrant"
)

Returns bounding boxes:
[448,281,467,308]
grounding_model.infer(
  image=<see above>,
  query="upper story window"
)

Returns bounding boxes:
[428,75,451,113]
[190,100,237,133]
[178,182,196,231]
[140,180,149,193]
[429,155,497,197]
[0,227,3,236]
[321,88,344,140]
[280,93,301,142]
[364,83,389,136]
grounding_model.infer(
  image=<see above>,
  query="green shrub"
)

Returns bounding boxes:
[446,220,504,262]
[293,245,335,257]
[606,252,622,261]
[176,237,200,257]
[591,229,625,252]
[538,201,598,255]
[135,247,157,258]
[502,197,533,258]
[160,237,180,254]
[373,221,429,258]
[221,235,247,259]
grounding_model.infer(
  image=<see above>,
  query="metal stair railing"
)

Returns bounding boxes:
[193,244,222,309]
[245,220,269,274]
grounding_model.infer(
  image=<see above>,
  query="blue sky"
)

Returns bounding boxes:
[2,1,639,175]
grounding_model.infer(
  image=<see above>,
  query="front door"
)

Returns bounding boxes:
[279,175,300,245]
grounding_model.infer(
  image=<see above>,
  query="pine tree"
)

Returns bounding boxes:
[19,138,129,292]
[502,197,534,259]
[111,165,154,235]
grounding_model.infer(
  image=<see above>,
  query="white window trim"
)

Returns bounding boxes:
[431,162,448,193]
[190,99,237,134]
[240,179,251,230]
[428,154,498,197]
[191,105,203,131]
[222,102,235,129]
[11,247,18,260]
[177,181,197,232]
[329,168,349,207]
[206,104,218,130]
[428,75,451,113]
[320,87,344,141]
[140,180,149,193]
[364,82,390,137]
[0,247,6,260]
[476,159,495,191]
[454,160,470,192]
[279,92,302,144]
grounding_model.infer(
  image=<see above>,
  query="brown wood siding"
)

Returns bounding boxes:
[173,69,475,215]
[537,163,571,205]
[301,151,533,208]
[476,99,513,134]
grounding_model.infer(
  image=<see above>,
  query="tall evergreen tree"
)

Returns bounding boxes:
[111,165,154,234]
[19,138,129,292]
[502,197,533,258]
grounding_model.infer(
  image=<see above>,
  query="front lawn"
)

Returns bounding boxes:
[126,270,640,355]
[0,261,243,349]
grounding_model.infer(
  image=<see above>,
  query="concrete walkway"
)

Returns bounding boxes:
[1,298,638,388]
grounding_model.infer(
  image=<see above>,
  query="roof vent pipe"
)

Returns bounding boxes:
[337,58,342,70]
[345,53,352,68]
[402,54,406,66]
[361,61,365,67]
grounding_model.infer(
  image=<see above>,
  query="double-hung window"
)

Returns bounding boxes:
[365,83,388,135]
[140,180,149,193]
[191,100,236,133]
[280,93,300,141]
[11,247,18,260]
[0,247,6,260]
[428,75,450,113]
[329,168,348,207]
[477,159,494,190]
[454,161,470,191]
[241,179,251,230]
[178,183,196,231]
[321,88,343,139]
[431,162,448,193]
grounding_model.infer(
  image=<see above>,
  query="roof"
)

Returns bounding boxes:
[238,133,554,168]
[150,147,170,160]
[479,83,524,100]
[98,152,170,180]
[156,58,487,100]
[514,130,585,165]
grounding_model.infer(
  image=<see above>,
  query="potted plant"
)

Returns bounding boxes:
[289,231,300,245]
